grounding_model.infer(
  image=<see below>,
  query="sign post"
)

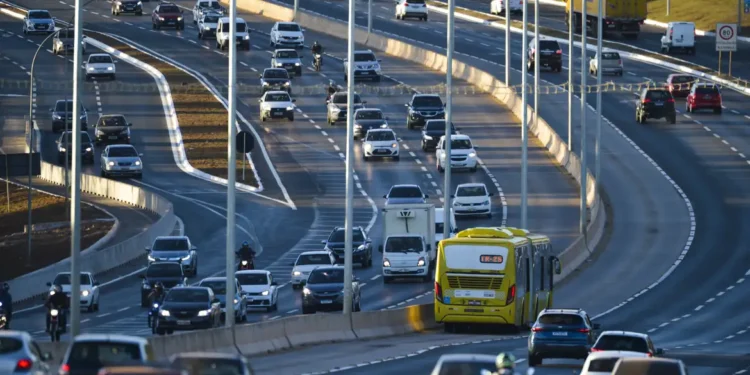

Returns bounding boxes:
[235,130,255,182]
[715,23,737,76]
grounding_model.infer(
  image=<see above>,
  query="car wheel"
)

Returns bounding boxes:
[261,115,266,122]
[363,155,370,162]
[292,284,299,290]
[111,74,116,80]
[296,68,302,76]
[302,306,315,314]
[288,115,294,121]
[528,353,542,367]
[668,115,676,124]
[198,32,202,39]
[714,107,722,114]
[470,167,478,172]
[443,322,456,333]
[374,75,381,82]
[424,15,428,21]
[393,155,400,161]
[136,11,142,16]
[438,163,444,173]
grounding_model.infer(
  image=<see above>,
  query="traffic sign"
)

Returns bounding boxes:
[716,23,737,52]
[235,130,255,153]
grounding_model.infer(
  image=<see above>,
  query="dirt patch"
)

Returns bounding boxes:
[0,182,113,280]
[87,33,257,186]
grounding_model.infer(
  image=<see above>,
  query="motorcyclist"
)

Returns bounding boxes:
[148,282,166,304]
[494,352,520,375]
[326,80,337,101]
[0,283,12,329]
[311,41,323,56]
[45,285,68,333]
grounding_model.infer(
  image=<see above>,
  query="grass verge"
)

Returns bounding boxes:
[85,32,257,187]
[0,182,113,280]
[646,0,750,37]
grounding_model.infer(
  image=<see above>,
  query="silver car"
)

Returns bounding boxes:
[100,144,143,179]
[589,51,624,76]
[271,49,303,76]
[0,331,53,374]
[326,92,366,126]
[146,236,198,277]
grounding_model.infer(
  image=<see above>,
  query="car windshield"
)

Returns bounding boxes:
[333,94,362,104]
[437,360,495,375]
[264,70,289,79]
[385,237,423,253]
[595,335,649,353]
[172,358,244,375]
[588,358,619,372]
[601,52,620,59]
[199,281,228,295]
[220,22,246,32]
[28,11,51,19]
[265,93,291,102]
[539,40,560,50]
[366,131,395,142]
[165,289,208,302]
[646,90,671,100]
[152,238,189,251]
[308,269,344,284]
[68,342,142,370]
[616,361,681,375]
[278,23,301,31]
[356,110,383,120]
[388,186,422,198]
[146,263,182,277]
[89,55,113,64]
[354,53,376,62]
[60,132,92,144]
[425,121,455,133]
[53,273,92,285]
[203,15,220,23]
[539,313,584,325]
[108,147,138,157]
[275,50,298,59]
[328,229,365,242]
[696,86,719,95]
[412,96,442,107]
[236,273,268,285]
[55,101,81,112]
[296,254,331,266]
[444,139,472,149]
[457,185,487,197]
[0,338,23,354]
[159,5,180,13]
[98,116,127,127]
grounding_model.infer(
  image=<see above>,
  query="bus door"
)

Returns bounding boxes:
[546,251,562,307]
[514,245,529,327]
[535,242,550,315]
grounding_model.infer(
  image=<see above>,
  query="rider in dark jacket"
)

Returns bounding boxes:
[147,282,166,304]
[236,241,256,261]
[327,80,337,101]
[311,41,323,55]
[45,285,68,332]
[0,283,12,329]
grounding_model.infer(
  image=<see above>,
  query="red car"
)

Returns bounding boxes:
[665,74,696,97]
[686,83,722,114]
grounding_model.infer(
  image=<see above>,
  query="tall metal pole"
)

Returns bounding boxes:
[738,0,742,34]
[579,0,588,235]
[595,0,602,197]
[527,0,539,324]
[225,0,238,327]
[504,1,510,86]
[666,0,670,16]
[65,33,70,219]
[520,0,528,229]
[443,0,455,241]
[367,0,372,34]
[342,0,356,315]
[567,0,574,151]
[293,0,299,20]
[69,0,84,337]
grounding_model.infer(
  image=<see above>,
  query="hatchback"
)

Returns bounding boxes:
[0,331,53,375]
[592,330,663,357]
[686,83,722,114]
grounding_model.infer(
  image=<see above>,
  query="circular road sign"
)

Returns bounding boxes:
[236,130,255,154]
[719,25,735,40]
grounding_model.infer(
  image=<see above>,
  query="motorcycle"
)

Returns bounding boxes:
[147,301,161,330]
[0,302,7,330]
[237,258,254,271]
[48,309,63,342]
[313,53,322,71]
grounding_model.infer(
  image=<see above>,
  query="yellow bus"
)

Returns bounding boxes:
[434,227,531,332]
[500,227,562,320]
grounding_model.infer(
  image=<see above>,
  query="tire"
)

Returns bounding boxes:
[668,115,676,124]
[288,115,294,121]
[296,68,302,76]
[111,74,116,80]
[383,276,392,284]
[156,328,165,335]
[437,163,444,173]
[444,322,456,333]
[714,107,722,114]
[136,11,142,16]
[393,155,400,161]
[198,32,203,39]
[216,41,220,49]
[261,115,266,122]
[363,155,369,162]
[424,15,428,21]
[528,353,542,367]
[292,284,299,290]
[374,75,381,82]
[302,306,315,314]
[470,167,478,173]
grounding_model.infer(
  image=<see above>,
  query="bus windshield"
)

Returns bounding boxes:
[443,244,509,271]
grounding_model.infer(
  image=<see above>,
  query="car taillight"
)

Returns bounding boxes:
[642,99,651,104]
[15,359,32,372]
[531,326,543,332]
[647,352,653,357]
[579,328,590,333]
[591,348,602,352]
[434,281,443,301]
[60,364,70,375]
[618,59,622,65]
[666,98,674,103]
[403,2,408,5]
[556,49,562,54]
[506,284,515,304]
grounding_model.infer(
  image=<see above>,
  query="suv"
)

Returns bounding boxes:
[60,334,153,372]
[528,38,562,72]
[686,83,722,114]
[327,92,366,126]
[145,236,198,276]
[395,0,428,21]
[592,331,664,357]
[216,17,250,50]
[528,308,601,366]
[665,74,696,97]
[111,0,143,16]
[50,99,88,132]
[52,28,87,55]
[152,2,184,30]
[405,94,445,129]
[22,9,55,34]
[322,226,373,267]
[636,88,676,124]
[353,108,388,140]
[344,50,382,82]
[421,119,457,151]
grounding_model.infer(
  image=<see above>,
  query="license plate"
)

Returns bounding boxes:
[468,300,481,306]
[360,71,369,74]
[655,102,664,106]
[108,136,118,140]
[552,331,568,336]
[395,268,409,273]
[177,320,190,325]
[468,207,476,211]
[320,300,333,304]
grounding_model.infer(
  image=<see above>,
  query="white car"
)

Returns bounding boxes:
[430,354,496,375]
[343,50,382,82]
[269,21,305,49]
[362,128,399,161]
[236,270,279,312]
[216,16,250,50]
[660,21,696,55]
[22,9,55,34]
[47,272,101,312]
[198,277,247,322]
[258,91,296,121]
[592,330,664,357]
[581,351,649,375]
[197,11,221,39]
[192,0,224,23]
[85,53,116,81]
[490,0,522,15]
[395,0,427,21]
[61,335,152,366]
[100,144,143,179]
[452,183,493,217]
[290,251,337,289]
[434,207,456,246]
[436,134,477,173]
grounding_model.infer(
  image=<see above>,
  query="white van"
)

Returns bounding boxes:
[216,16,250,50]
[434,207,456,247]
[660,22,695,55]
[490,0,522,16]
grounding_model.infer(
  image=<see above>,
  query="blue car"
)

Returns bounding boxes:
[528,308,600,366]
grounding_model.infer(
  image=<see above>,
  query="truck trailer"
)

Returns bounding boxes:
[564,0,646,39]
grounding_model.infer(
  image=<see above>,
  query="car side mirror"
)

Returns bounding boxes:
[292,99,297,103]
[426,244,431,251]
[354,276,360,282]
[321,240,327,244]
[488,192,494,196]
[552,256,562,274]
[450,194,455,198]
[259,74,263,78]
[404,103,409,107]
[272,281,278,286]
[258,99,262,102]
[378,59,382,62]
[55,140,60,144]
[139,153,144,157]
[191,246,197,250]
[656,348,664,355]
[378,245,383,253]
[385,116,390,120]
[362,101,367,104]
[299,56,304,59]
[365,239,372,243]
[593,323,601,329]
[180,9,184,13]
[326,100,330,104]
[443,103,446,107]
[127,123,133,127]
[93,281,100,286]
[46,282,52,287]
[424,194,429,198]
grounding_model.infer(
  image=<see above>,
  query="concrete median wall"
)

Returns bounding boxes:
[351,303,437,339]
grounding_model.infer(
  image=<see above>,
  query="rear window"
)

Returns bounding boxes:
[588,358,619,372]
[538,313,584,325]
[601,52,620,59]
[412,96,443,107]
[671,75,694,83]
[595,335,649,353]
[68,342,142,369]
[614,361,682,375]
[158,6,180,13]
[437,360,495,375]
[645,90,671,100]
[408,0,425,3]
[695,87,719,95]
[539,40,560,50]
[296,254,331,266]
[0,338,23,354]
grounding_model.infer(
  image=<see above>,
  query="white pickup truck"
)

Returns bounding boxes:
[378,203,436,283]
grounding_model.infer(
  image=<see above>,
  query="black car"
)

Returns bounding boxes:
[50,99,88,133]
[170,352,251,375]
[421,119,457,151]
[56,131,94,165]
[260,68,292,94]
[528,308,600,366]
[321,226,373,267]
[111,0,143,15]
[94,114,132,145]
[405,94,444,129]
[140,262,187,307]
[636,88,676,124]
[152,2,184,30]
[528,38,562,72]
[155,287,221,335]
[301,267,361,314]
[353,108,388,140]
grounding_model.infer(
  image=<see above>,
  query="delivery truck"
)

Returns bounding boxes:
[564,0,646,39]
[378,203,436,283]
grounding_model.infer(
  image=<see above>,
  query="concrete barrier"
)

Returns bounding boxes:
[351,303,437,339]
[234,318,290,355]
[282,313,356,347]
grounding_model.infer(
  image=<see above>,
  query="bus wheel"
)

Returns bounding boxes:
[444,323,456,333]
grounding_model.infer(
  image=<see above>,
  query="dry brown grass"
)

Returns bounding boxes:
[646,0,750,36]
[90,33,256,185]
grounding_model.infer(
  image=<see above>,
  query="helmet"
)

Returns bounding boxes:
[496,353,516,370]
[155,282,164,290]
[313,41,319,45]
[242,241,249,247]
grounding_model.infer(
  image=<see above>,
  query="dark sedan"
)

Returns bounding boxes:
[140,262,187,307]
[56,131,94,165]
[50,99,88,133]
[260,68,292,94]
[94,114,132,145]
[420,119,457,151]
[155,287,221,335]
[302,267,361,314]
[321,226,373,268]
[665,74,696,98]
[405,94,444,129]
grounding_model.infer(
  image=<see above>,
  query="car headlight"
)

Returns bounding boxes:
[323,246,331,252]
[286,106,294,110]
[107,67,113,71]
[417,257,426,267]
[293,271,302,276]
[261,290,270,296]
[87,67,95,71]
[81,290,90,297]
[137,1,142,5]
[468,152,476,157]
[331,108,341,114]
[197,309,210,317]
[383,258,391,267]
[177,16,183,21]
[181,254,190,260]
[160,310,170,317]
[204,25,210,30]
[295,62,300,66]
[262,81,269,86]
[243,35,249,40]
[59,147,67,152]
[364,143,372,150]
[233,298,239,304]
[95,129,104,135]
[241,260,248,265]
[302,287,312,295]
[147,255,155,261]
[276,62,283,67]
[142,282,151,289]
[284,81,290,86]
[85,147,92,152]
[423,135,433,140]
[52,114,61,120]
[108,161,115,166]
[440,153,446,159]
[391,143,398,148]
[355,244,366,252]
[135,160,141,166]
[158,16,164,21]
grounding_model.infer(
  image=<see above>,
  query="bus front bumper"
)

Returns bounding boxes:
[435,305,515,324]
